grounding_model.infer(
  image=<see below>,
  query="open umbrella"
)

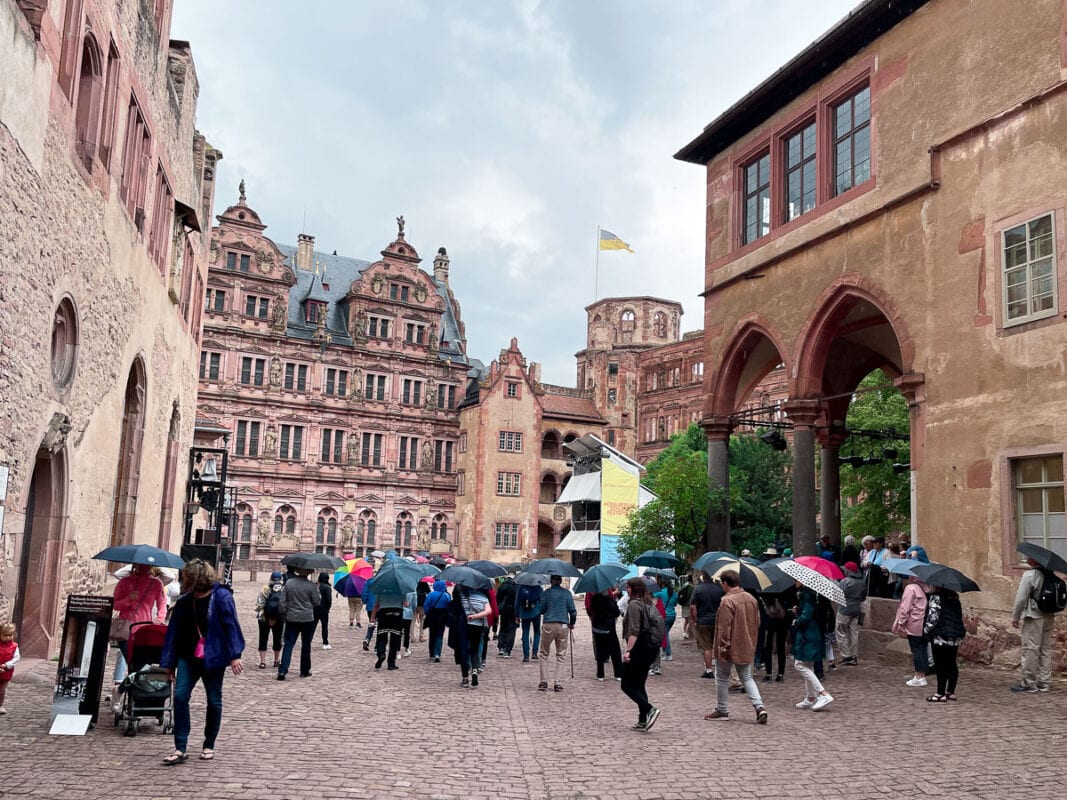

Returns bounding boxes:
[92,544,185,569]
[413,555,430,564]
[795,555,844,580]
[524,557,582,578]
[369,559,424,595]
[438,565,494,592]
[1017,542,1067,574]
[642,567,677,581]
[691,551,735,573]
[333,572,367,597]
[754,558,795,594]
[370,550,386,558]
[617,573,658,593]
[779,560,846,605]
[701,558,772,591]
[573,563,629,594]
[465,560,508,578]
[384,550,399,560]
[513,571,552,587]
[882,557,921,579]
[633,550,684,569]
[503,562,524,574]
[910,563,980,593]
[281,552,346,570]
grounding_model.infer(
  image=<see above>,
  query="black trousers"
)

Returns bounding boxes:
[375,609,403,667]
[497,613,517,655]
[315,608,330,646]
[620,644,656,721]
[257,618,283,653]
[763,620,789,675]
[592,630,622,679]
[931,643,959,695]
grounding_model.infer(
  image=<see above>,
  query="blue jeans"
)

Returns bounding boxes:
[520,616,541,660]
[663,617,676,658]
[427,622,446,658]
[173,657,224,753]
[279,619,316,676]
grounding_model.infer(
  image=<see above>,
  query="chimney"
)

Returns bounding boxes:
[433,246,450,283]
[529,362,541,384]
[296,233,315,271]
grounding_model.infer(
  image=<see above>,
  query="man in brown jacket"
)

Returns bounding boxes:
[703,570,767,724]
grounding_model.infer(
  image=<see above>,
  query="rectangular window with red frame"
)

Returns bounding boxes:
[832,85,871,197]
[784,121,817,222]
[742,152,771,245]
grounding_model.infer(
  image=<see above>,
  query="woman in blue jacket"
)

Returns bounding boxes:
[160,559,244,764]
[791,584,833,712]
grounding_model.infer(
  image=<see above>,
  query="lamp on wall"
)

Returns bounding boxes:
[758,429,788,451]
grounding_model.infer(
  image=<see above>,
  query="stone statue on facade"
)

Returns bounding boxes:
[349,368,363,404]
[272,297,287,330]
[239,179,247,203]
[421,440,434,472]
[347,433,360,465]
[269,356,282,387]
[341,523,354,548]
[42,412,72,454]
[425,377,437,408]
[396,215,405,235]
[353,311,368,342]
[427,323,438,354]
[257,516,272,546]
[264,424,278,455]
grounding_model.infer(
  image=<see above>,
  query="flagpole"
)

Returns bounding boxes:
[594,225,601,301]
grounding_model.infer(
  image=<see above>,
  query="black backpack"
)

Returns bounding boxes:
[263,584,283,620]
[1035,570,1067,613]
[640,600,666,651]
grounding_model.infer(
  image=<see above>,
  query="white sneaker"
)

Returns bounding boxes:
[322,644,332,650]
[403,649,412,657]
[812,693,834,711]
[795,698,815,709]
[0,706,6,715]
[906,677,927,687]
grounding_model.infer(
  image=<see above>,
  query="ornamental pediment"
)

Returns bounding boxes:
[355,493,383,503]
[233,407,267,419]
[405,312,433,324]
[202,339,227,350]
[198,405,226,416]
[315,490,346,502]
[244,344,271,355]
[430,497,456,507]
[277,413,308,423]
[323,417,349,428]
[397,495,422,505]
[237,486,263,496]
[273,488,304,498]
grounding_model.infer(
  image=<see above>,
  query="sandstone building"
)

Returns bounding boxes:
[676,0,1067,655]
[0,0,217,656]
[195,202,471,564]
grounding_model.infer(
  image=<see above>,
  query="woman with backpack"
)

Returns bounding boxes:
[923,585,966,702]
[516,583,543,663]
[254,571,285,669]
[620,577,662,732]
[422,579,451,661]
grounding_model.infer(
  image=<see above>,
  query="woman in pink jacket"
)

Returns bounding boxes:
[111,564,167,706]
[893,575,930,687]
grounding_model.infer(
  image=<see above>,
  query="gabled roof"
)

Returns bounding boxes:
[541,393,606,424]
[675,0,930,165]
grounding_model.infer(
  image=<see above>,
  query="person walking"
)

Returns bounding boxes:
[924,586,965,701]
[689,571,724,679]
[401,588,417,657]
[361,581,377,652]
[372,591,404,670]
[254,571,285,669]
[415,575,431,641]
[347,587,365,629]
[277,567,320,680]
[315,572,333,651]
[423,579,451,661]
[537,575,576,692]
[516,582,543,663]
[836,562,867,666]
[893,574,930,687]
[1011,557,1056,693]
[448,585,491,687]
[655,576,678,662]
[703,570,767,724]
[111,564,167,711]
[791,583,833,711]
[160,559,244,764]
[587,588,622,681]
[620,577,661,731]
[761,588,793,682]
[495,575,519,658]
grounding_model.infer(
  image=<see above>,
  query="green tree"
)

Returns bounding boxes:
[840,370,911,537]
[728,432,792,555]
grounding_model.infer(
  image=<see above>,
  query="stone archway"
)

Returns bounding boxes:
[15,445,69,658]
[109,359,147,548]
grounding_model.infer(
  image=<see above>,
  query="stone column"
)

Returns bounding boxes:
[817,425,848,552]
[784,401,821,557]
[702,419,732,554]
[894,372,925,543]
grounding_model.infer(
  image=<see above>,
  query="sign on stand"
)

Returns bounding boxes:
[49,595,114,733]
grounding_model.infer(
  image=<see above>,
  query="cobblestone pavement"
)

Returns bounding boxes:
[0,576,1064,800]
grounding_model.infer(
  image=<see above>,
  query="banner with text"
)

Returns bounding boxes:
[600,460,639,536]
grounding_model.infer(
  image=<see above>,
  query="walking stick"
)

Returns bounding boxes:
[569,627,575,678]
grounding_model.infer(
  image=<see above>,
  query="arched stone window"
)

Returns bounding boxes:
[109,359,146,548]
[357,509,377,555]
[620,309,636,332]
[236,503,253,542]
[540,472,560,504]
[430,513,448,541]
[74,34,103,170]
[316,507,338,555]
[51,297,79,390]
[541,430,561,460]
[652,310,667,338]
[275,504,297,538]
[395,511,414,553]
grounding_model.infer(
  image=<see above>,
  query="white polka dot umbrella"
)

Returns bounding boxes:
[779,559,846,605]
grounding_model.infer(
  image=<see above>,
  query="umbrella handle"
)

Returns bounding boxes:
[569,627,574,679]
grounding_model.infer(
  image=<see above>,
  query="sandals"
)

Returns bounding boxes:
[200,749,215,761]
[258,663,266,670]
[926,694,947,702]
[162,751,188,765]
[946,694,957,701]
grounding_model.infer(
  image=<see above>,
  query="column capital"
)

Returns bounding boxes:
[893,372,925,405]
[816,423,849,450]
[700,416,733,441]
[783,399,822,428]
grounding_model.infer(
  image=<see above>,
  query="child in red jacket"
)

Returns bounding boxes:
[0,622,21,714]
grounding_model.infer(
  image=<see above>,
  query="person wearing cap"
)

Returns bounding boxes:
[254,571,285,669]
[782,548,793,559]
[740,548,752,558]
[836,562,867,666]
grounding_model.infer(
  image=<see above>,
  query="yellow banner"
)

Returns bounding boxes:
[601,460,639,536]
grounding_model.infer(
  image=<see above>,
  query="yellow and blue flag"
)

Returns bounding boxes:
[599,229,634,252]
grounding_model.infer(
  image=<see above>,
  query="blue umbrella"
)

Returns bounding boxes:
[755,557,796,594]
[633,550,684,569]
[525,557,582,578]
[384,550,399,560]
[691,551,735,573]
[92,544,184,569]
[642,567,677,581]
[573,563,629,594]
[882,557,921,578]
[369,560,423,595]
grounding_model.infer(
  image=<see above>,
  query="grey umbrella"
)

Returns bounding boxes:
[512,571,552,586]
[524,557,582,578]
[438,565,494,591]
[1017,542,1067,574]
[280,552,346,570]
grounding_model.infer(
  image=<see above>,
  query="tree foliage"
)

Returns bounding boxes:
[728,432,792,555]
[840,369,911,538]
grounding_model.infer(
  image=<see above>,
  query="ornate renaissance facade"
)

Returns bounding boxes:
[0,0,217,655]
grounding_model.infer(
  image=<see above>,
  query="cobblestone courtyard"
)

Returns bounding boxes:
[0,576,1063,800]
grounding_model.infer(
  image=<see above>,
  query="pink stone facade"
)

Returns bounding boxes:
[196,203,469,564]
[0,0,216,655]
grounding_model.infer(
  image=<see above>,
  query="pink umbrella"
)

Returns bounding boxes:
[414,555,430,564]
[795,555,844,580]
[420,575,453,586]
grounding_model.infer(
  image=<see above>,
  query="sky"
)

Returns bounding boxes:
[172,0,859,385]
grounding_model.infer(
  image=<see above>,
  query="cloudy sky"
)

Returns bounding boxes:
[173,0,858,385]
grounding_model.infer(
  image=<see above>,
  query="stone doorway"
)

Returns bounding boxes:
[14,448,69,658]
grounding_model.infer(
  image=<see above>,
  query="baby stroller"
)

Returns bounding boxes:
[114,622,172,737]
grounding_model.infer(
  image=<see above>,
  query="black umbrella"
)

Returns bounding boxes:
[633,550,684,569]
[524,557,582,578]
[513,571,552,587]
[1017,542,1067,574]
[503,562,524,574]
[642,567,677,581]
[910,563,980,593]
[438,565,494,591]
[758,557,800,593]
[92,544,185,569]
[280,552,346,570]
[465,560,508,578]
